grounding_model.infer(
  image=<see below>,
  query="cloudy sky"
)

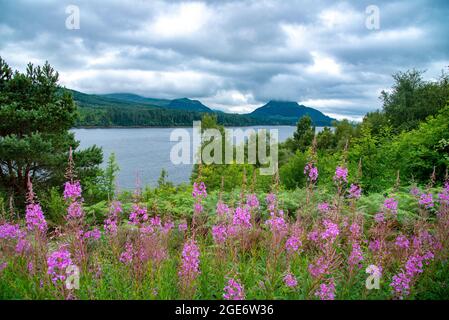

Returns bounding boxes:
[1,0,448,120]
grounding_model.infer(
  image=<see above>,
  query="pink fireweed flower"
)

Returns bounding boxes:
[308,256,329,278]
[192,182,207,199]
[307,230,319,242]
[348,184,362,199]
[321,219,339,242]
[66,201,83,220]
[284,273,298,288]
[63,181,82,200]
[265,210,288,235]
[212,225,227,244]
[410,186,420,196]
[0,223,21,239]
[178,239,201,284]
[83,228,101,240]
[349,222,361,239]
[104,201,122,235]
[374,212,385,223]
[129,204,148,225]
[119,242,134,264]
[419,193,434,208]
[232,207,252,229]
[216,201,230,217]
[162,220,174,234]
[223,278,245,300]
[390,272,411,299]
[368,239,381,252]
[304,163,318,182]
[265,193,277,212]
[246,194,260,209]
[348,242,363,268]
[383,197,398,213]
[25,203,47,233]
[178,222,188,232]
[15,237,31,254]
[333,166,348,183]
[315,278,336,300]
[47,245,73,284]
[395,235,410,249]
[285,235,302,253]
[317,202,330,214]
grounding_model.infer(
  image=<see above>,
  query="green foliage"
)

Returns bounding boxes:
[293,115,315,152]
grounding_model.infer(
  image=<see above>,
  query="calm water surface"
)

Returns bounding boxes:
[73,126,326,189]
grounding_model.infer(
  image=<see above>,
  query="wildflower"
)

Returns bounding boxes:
[374,212,385,223]
[265,193,277,212]
[410,186,420,196]
[333,166,348,183]
[246,194,260,209]
[315,278,336,300]
[348,184,362,199]
[216,201,230,217]
[192,182,207,199]
[0,223,21,239]
[395,235,410,249]
[265,210,288,235]
[308,256,329,278]
[212,225,227,244]
[419,193,434,208]
[232,207,251,229]
[66,201,83,220]
[84,228,101,240]
[366,264,383,278]
[223,278,245,300]
[284,273,298,288]
[368,239,381,252]
[304,163,319,182]
[0,262,7,273]
[348,242,363,268]
[317,202,330,214]
[15,238,31,254]
[178,222,188,232]
[349,222,361,239]
[390,272,411,299]
[285,235,302,253]
[104,201,122,235]
[162,220,174,234]
[25,203,47,233]
[119,242,134,264]
[383,197,398,213]
[178,239,201,284]
[47,245,73,284]
[63,181,82,200]
[129,204,148,225]
[321,219,339,242]
[307,230,319,242]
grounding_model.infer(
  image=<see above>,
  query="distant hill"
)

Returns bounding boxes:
[66,89,335,127]
[167,98,212,112]
[250,100,335,126]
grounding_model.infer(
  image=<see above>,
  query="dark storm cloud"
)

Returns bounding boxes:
[0,0,448,120]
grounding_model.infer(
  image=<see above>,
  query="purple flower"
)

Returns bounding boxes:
[0,223,22,239]
[63,181,82,200]
[348,242,363,268]
[120,242,134,264]
[419,193,434,208]
[212,225,227,244]
[84,228,101,240]
[25,203,47,233]
[265,193,277,212]
[333,166,348,183]
[307,230,319,242]
[304,163,318,182]
[383,197,398,213]
[309,256,329,278]
[315,278,336,300]
[47,245,73,284]
[223,278,245,300]
[178,239,201,284]
[246,194,260,209]
[374,212,385,223]
[216,201,230,217]
[66,201,83,220]
[178,222,188,232]
[348,184,362,199]
[395,235,410,249]
[285,235,302,253]
[129,204,148,225]
[284,273,298,288]
[104,201,122,235]
[232,207,252,229]
[368,239,381,252]
[265,211,288,235]
[192,182,207,199]
[321,219,339,242]
[410,187,420,196]
[317,202,330,214]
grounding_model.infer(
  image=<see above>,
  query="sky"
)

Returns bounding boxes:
[1,0,448,121]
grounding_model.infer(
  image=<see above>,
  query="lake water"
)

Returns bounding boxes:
[72,126,327,189]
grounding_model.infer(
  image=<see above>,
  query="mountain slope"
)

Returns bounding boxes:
[167,98,212,112]
[250,100,335,126]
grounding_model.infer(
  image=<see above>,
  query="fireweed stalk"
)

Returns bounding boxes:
[178,238,201,298]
